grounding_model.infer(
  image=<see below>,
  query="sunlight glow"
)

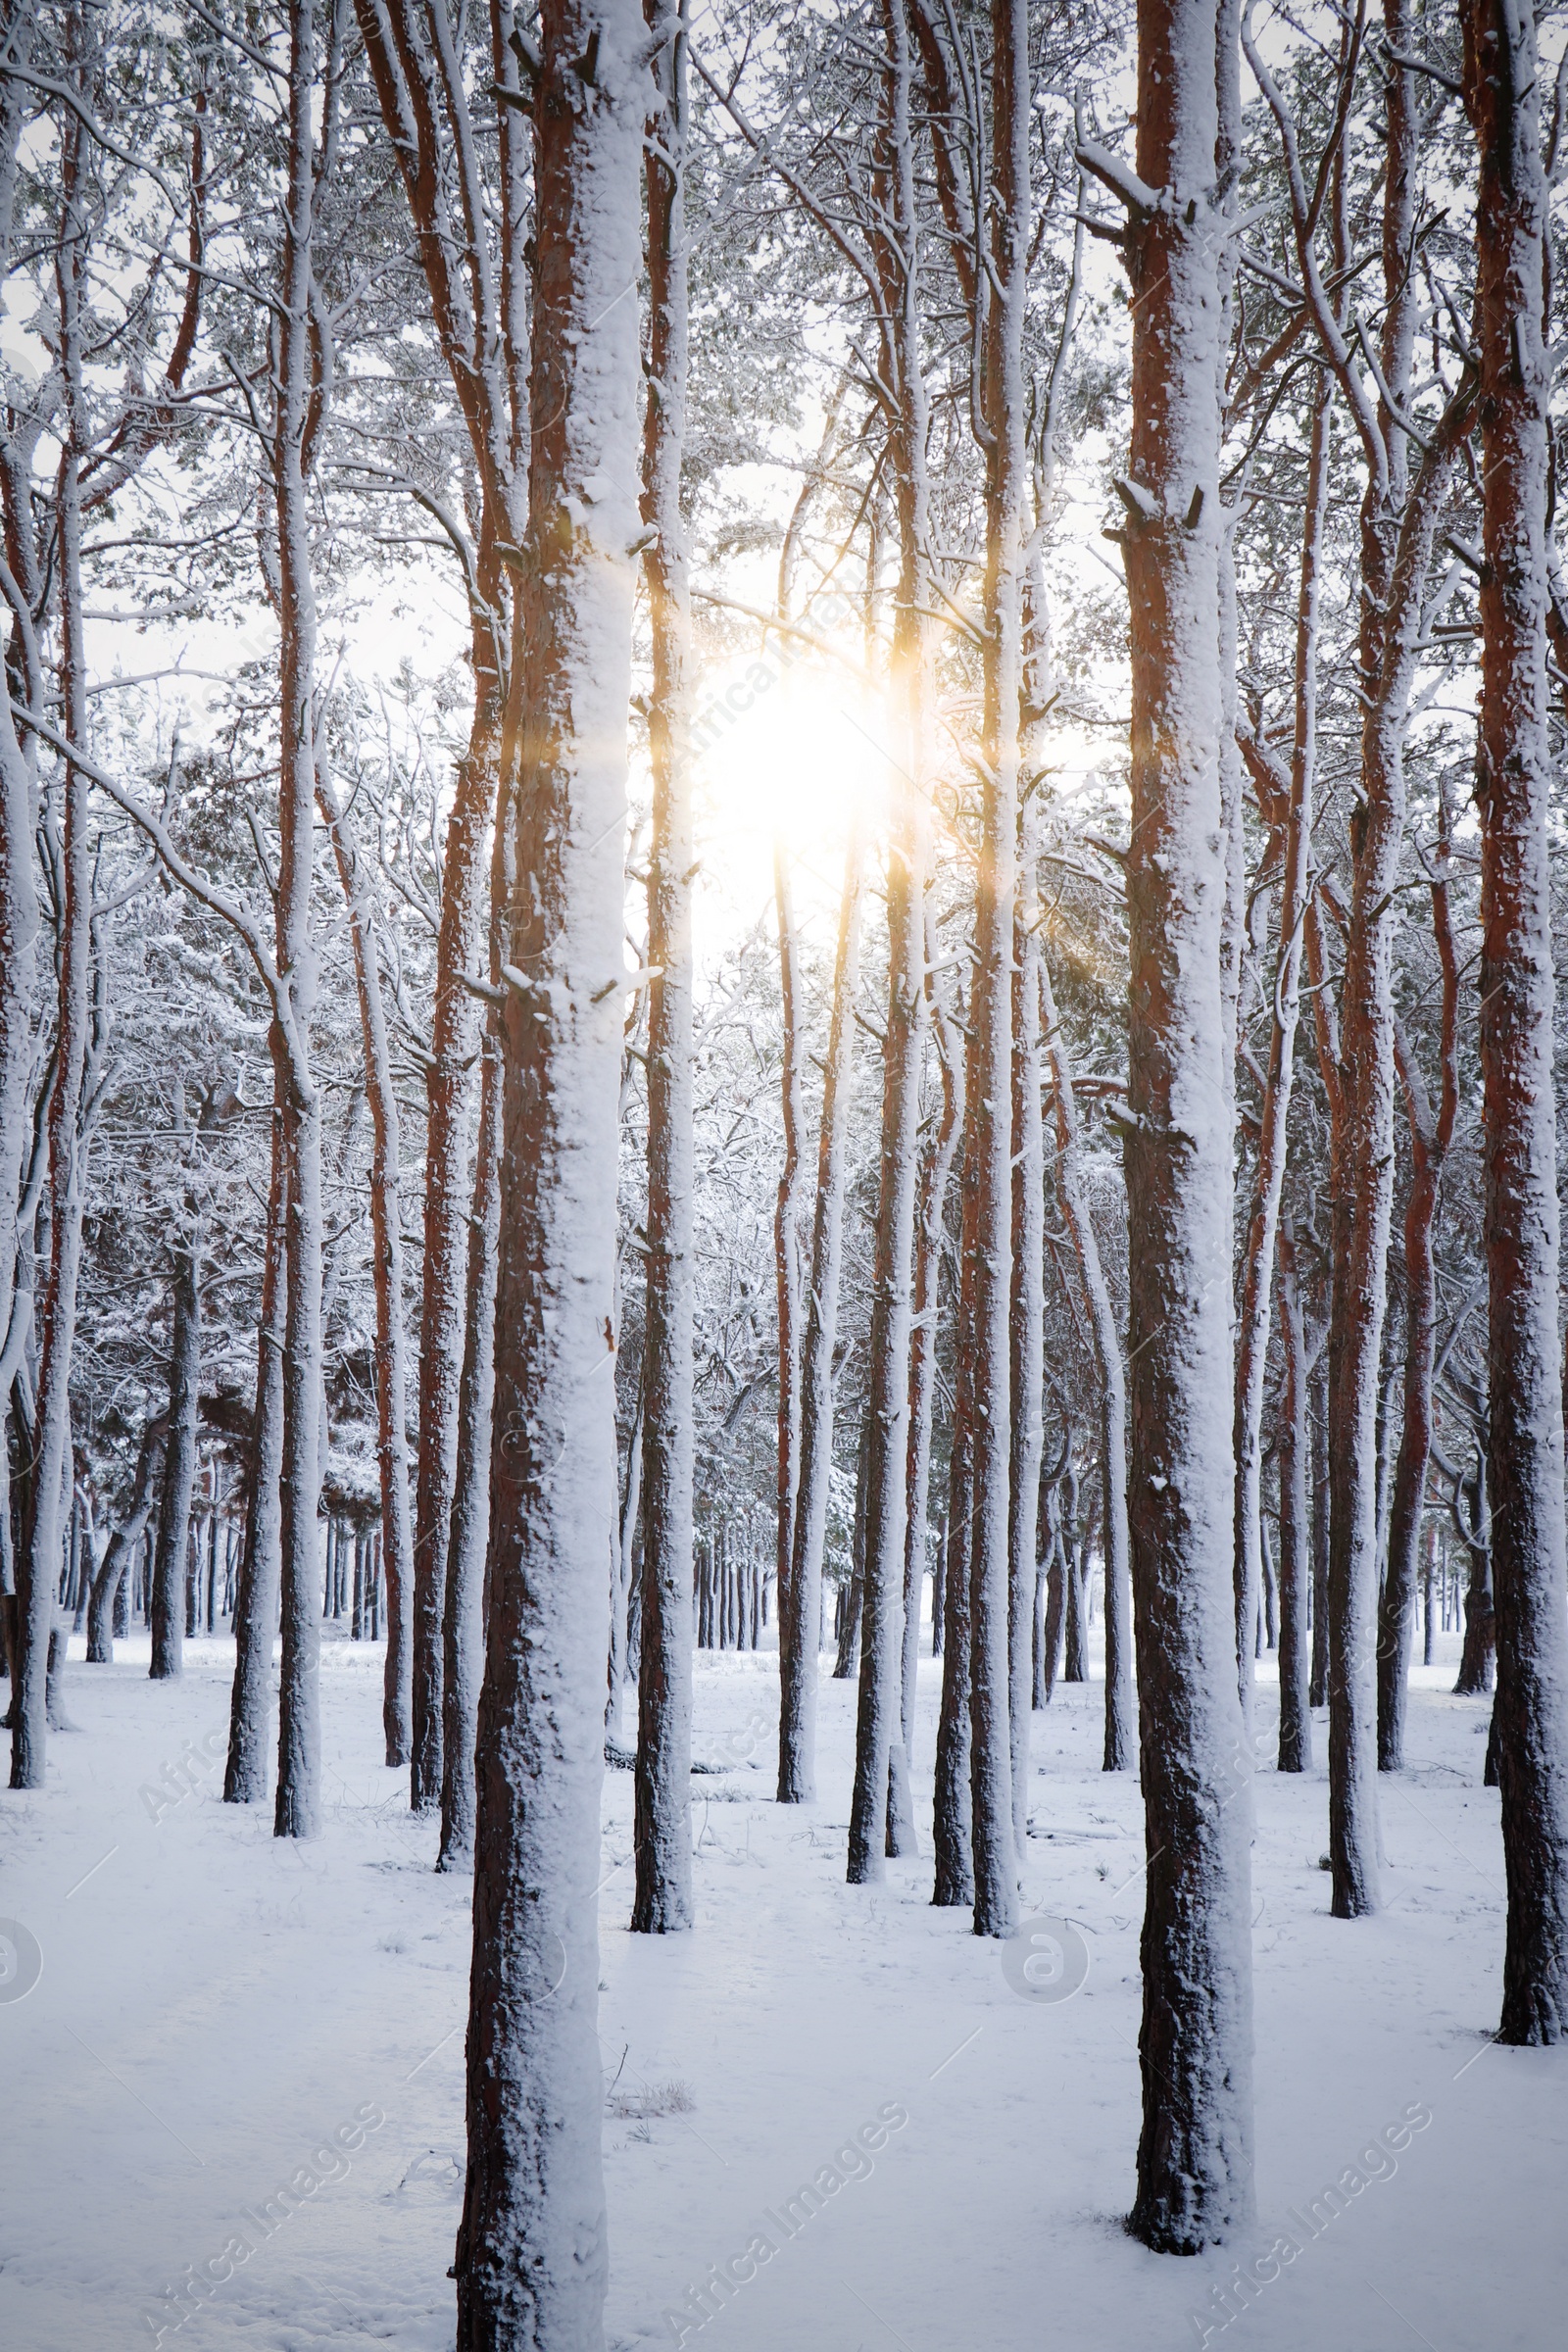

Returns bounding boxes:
[692,620,893,936]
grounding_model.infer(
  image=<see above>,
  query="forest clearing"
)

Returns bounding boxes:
[3,0,1568,2347]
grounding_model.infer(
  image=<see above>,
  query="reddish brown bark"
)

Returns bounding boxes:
[1462,0,1568,2042]
[1085,0,1254,2249]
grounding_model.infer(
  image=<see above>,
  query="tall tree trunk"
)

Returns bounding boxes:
[270,0,326,1841]
[1378,837,1459,1770]
[1308,1335,1330,1708]
[441,608,519,1870]
[1462,0,1568,2043]
[150,1234,200,1680]
[318,768,416,1770]
[1083,0,1254,2247]
[440,979,502,1873]
[607,1368,642,1740]
[12,84,92,1790]
[409,686,498,1807]
[352,0,530,1801]
[0,723,32,1586]
[454,8,641,2339]
[850,0,933,1882]
[773,846,808,1676]
[932,1014,980,1907]
[350,2,520,1817]
[1452,1454,1496,1696]
[965,0,1029,1944]
[0,4,38,1472]
[1276,1217,1311,1773]
[225,1079,286,1803]
[1040,954,1133,1769]
[1061,1464,1089,1683]
[1232,377,1329,1721]
[1004,846,1044,1853]
[87,1419,162,1663]
[902,943,962,1783]
[633,3,695,1934]
[1421,1520,1436,1667]
[777,832,862,1802]
[834,1417,867,1682]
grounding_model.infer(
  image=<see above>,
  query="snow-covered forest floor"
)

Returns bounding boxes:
[2,1636,1562,2352]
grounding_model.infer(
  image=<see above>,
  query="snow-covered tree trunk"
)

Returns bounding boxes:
[850,0,931,1882]
[440,987,501,1872]
[0,690,33,1524]
[1462,0,1568,2044]
[1308,1340,1330,1707]
[1276,1217,1311,1772]
[777,833,862,1805]
[87,1418,162,1664]
[1378,838,1458,1771]
[442,761,509,1870]
[150,1229,200,1681]
[772,846,808,1674]
[608,1365,641,1739]
[12,86,93,1791]
[354,0,529,1803]
[633,0,694,1935]
[436,0,538,1865]
[1231,382,1327,1724]
[225,1084,285,1804]
[409,699,497,1805]
[1039,954,1133,1770]
[454,9,644,2340]
[1005,861,1044,1851]
[1321,418,1466,1907]
[966,0,1029,1943]
[318,767,416,1769]
[933,1011,980,1908]
[902,939,962,1778]
[1214,0,1245,1107]
[271,0,326,1842]
[1084,0,1254,2249]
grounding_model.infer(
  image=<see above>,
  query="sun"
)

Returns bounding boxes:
[691,620,893,936]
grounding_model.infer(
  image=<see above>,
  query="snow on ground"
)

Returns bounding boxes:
[1,1625,1563,2352]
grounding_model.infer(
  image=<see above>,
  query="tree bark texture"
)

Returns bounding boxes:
[455,10,642,2340]
[1462,0,1568,2044]
[150,1228,200,1681]
[850,0,933,1882]
[318,768,417,1772]
[902,940,961,1776]
[1232,377,1329,1723]
[634,3,695,1934]
[1378,850,1458,1771]
[1096,0,1255,2248]
[1040,953,1133,1770]
[270,0,326,1842]
[225,1080,286,1804]
[965,0,1029,1944]
[777,833,862,1804]
[932,1015,979,1909]
[12,98,92,1790]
